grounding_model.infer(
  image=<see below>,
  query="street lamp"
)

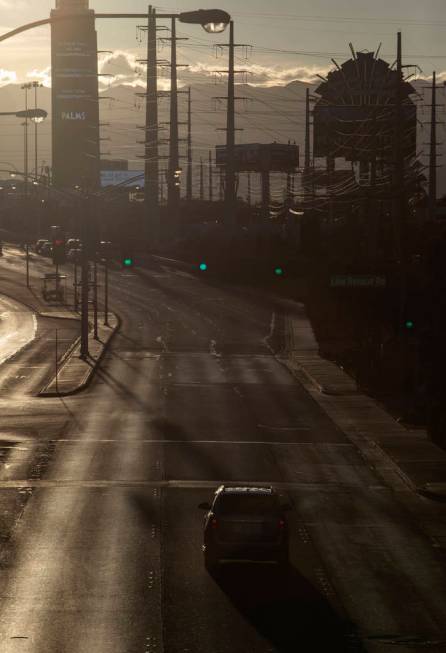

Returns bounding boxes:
[0,108,47,194]
[178,9,230,32]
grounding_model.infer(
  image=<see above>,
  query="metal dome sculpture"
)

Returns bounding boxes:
[313,48,417,165]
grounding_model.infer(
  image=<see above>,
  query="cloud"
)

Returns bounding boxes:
[0,68,17,87]
[98,50,145,88]
[96,49,331,89]
[17,47,445,93]
[183,62,330,87]
[26,66,51,87]
[0,0,30,7]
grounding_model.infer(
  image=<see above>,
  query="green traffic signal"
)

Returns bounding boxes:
[274,266,284,277]
[123,257,133,267]
[405,319,415,330]
[199,262,208,272]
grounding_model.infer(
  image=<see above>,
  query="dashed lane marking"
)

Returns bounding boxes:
[30,439,355,446]
[0,479,390,490]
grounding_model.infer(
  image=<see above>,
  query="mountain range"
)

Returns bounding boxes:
[0,79,444,196]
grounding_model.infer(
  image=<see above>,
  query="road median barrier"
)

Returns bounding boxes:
[38,312,120,397]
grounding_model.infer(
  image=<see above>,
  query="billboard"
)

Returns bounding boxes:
[215,143,299,172]
[101,170,144,189]
[51,3,100,190]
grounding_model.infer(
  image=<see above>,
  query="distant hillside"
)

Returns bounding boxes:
[0,79,444,195]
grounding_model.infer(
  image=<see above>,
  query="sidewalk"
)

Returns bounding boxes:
[0,249,119,396]
[282,304,446,505]
[39,313,119,397]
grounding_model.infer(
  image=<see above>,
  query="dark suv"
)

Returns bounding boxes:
[199,485,290,572]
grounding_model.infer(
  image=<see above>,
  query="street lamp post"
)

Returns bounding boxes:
[147,9,230,242]
[100,240,111,326]
[31,82,44,180]
[21,82,34,196]
[0,109,47,199]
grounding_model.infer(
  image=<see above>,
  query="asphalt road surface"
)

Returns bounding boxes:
[0,256,446,653]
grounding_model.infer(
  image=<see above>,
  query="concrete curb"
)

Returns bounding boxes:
[281,313,446,505]
[38,312,120,398]
[0,289,80,323]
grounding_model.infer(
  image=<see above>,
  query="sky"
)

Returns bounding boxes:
[0,0,445,88]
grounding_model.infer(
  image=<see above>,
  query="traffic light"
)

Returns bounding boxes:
[52,236,66,265]
[122,256,134,268]
[274,266,284,277]
[404,319,415,330]
[199,262,208,272]
[50,225,66,265]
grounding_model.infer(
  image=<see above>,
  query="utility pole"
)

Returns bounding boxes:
[209,150,213,201]
[305,88,311,170]
[21,82,31,196]
[32,81,43,180]
[74,262,79,312]
[225,21,236,226]
[286,171,292,203]
[200,158,204,201]
[214,22,249,227]
[219,167,224,202]
[186,86,193,201]
[138,6,160,244]
[303,87,311,200]
[167,17,182,239]
[160,170,165,203]
[428,71,438,222]
[261,169,270,221]
[392,32,407,297]
[25,243,30,288]
[247,172,251,206]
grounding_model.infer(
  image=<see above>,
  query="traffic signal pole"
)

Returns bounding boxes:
[104,254,109,326]
[80,198,90,359]
[93,258,98,340]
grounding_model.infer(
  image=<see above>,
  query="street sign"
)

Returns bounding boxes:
[330,274,387,289]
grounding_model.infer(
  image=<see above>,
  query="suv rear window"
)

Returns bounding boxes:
[214,494,278,515]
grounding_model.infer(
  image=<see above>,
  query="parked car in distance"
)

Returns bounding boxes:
[199,485,291,572]
[67,248,82,263]
[35,239,49,254]
[40,242,53,258]
[66,238,81,250]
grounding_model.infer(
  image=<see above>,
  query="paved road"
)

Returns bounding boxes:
[0,257,446,653]
[0,295,37,367]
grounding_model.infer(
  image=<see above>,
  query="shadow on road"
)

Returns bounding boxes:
[127,489,159,528]
[211,562,360,653]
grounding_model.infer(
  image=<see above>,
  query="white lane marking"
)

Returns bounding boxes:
[257,424,310,431]
[209,339,221,357]
[263,311,276,353]
[37,439,353,445]
[0,479,385,490]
